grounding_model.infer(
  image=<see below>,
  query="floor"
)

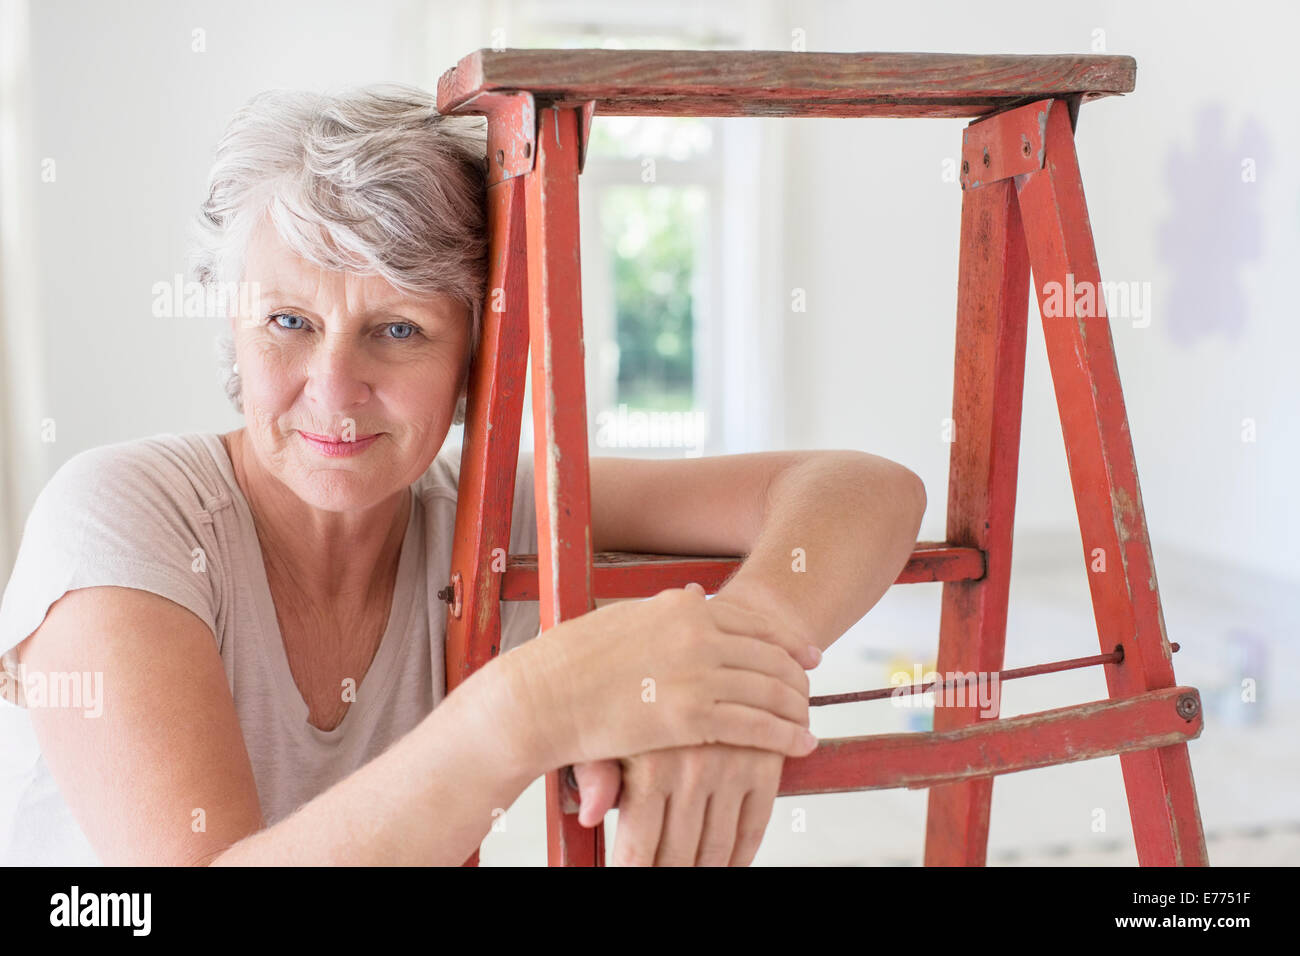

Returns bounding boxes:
[479,531,1300,866]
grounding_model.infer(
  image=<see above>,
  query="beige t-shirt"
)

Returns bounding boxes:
[0,432,540,864]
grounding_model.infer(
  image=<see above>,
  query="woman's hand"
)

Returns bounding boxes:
[495,585,821,775]
[568,585,818,865]
[575,745,787,866]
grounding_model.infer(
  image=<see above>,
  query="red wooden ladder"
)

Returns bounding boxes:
[436,49,1208,866]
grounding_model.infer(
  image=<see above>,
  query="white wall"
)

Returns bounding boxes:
[16,0,451,446]
[772,0,1298,588]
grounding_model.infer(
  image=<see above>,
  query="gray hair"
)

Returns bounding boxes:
[191,83,489,424]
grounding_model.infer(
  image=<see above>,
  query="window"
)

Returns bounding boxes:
[582,116,719,456]
[466,3,779,458]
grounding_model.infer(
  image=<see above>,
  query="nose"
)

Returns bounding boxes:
[303,335,371,412]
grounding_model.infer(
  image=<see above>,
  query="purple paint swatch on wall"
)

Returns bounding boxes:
[1155,103,1269,347]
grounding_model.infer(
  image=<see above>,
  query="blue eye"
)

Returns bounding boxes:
[270,312,306,330]
[267,314,421,341]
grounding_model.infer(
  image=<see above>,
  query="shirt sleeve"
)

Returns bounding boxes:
[0,442,219,709]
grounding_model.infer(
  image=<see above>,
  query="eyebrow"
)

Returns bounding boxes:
[255,287,453,322]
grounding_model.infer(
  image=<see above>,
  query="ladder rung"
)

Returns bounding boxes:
[776,686,1202,796]
[501,542,984,601]
[438,49,1136,119]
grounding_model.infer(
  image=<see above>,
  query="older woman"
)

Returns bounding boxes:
[0,84,925,867]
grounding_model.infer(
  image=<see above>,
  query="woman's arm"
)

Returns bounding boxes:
[19,583,815,866]
[589,450,926,651]
[215,587,819,865]
[577,451,927,865]
[210,654,536,866]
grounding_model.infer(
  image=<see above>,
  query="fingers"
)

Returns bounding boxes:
[704,701,818,757]
[715,633,811,698]
[705,597,821,671]
[611,788,665,867]
[654,791,708,867]
[571,759,622,827]
[712,667,809,727]
[696,789,745,866]
[679,582,820,671]
[697,593,775,640]
[730,781,779,866]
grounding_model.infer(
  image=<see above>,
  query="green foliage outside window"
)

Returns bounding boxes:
[600,185,704,412]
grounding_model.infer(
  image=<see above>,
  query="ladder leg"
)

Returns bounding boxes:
[1014,98,1208,866]
[524,105,603,867]
[445,173,532,865]
[924,175,1031,866]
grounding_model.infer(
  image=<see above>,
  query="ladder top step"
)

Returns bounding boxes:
[437,49,1136,119]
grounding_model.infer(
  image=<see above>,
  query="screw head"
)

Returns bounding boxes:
[961,159,970,175]
[1176,693,1200,720]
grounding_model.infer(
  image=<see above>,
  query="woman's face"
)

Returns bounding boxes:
[230,216,470,512]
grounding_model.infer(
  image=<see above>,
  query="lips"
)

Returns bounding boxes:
[300,430,378,443]
[298,430,381,459]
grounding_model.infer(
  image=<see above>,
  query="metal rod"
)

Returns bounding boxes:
[809,642,1180,707]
